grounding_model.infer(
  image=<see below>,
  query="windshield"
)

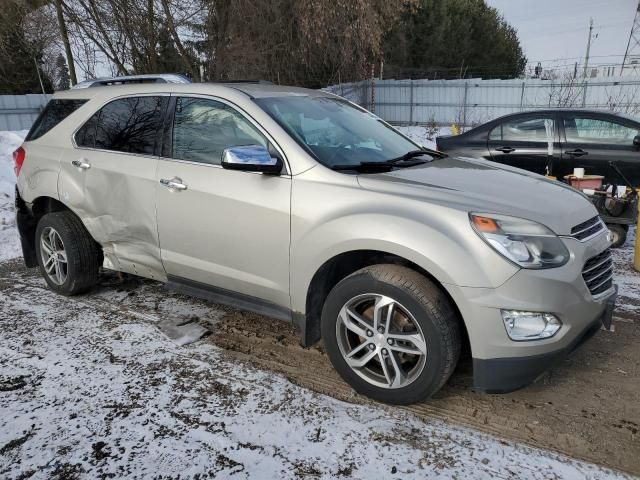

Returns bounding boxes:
[254,96,427,168]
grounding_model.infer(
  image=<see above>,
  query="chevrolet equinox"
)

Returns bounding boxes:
[14,79,617,404]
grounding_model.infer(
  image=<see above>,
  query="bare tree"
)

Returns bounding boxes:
[545,72,586,108]
[60,0,202,79]
[201,0,411,87]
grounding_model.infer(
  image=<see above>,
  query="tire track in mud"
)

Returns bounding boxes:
[205,308,640,475]
[1,259,638,475]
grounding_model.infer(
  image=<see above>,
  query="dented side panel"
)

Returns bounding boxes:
[58,147,166,281]
[17,143,63,205]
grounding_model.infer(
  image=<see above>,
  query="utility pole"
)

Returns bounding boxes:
[583,18,594,78]
[621,0,640,75]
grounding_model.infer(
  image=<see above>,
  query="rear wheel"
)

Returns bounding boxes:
[35,211,102,295]
[608,224,628,248]
[321,264,461,404]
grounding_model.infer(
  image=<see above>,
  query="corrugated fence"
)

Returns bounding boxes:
[4,76,640,132]
[325,76,640,127]
[0,94,50,131]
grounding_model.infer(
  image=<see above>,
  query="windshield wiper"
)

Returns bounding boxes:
[330,148,445,172]
[387,148,447,163]
[387,150,431,163]
[330,162,395,172]
[331,154,434,172]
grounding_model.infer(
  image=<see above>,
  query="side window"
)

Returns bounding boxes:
[564,117,638,144]
[490,116,555,142]
[76,111,99,148]
[489,125,501,140]
[172,97,267,165]
[26,99,87,141]
[93,96,167,154]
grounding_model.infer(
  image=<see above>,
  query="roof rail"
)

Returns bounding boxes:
[71,73,192,89]
[208,80,274,85]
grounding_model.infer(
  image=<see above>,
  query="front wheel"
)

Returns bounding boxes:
[321,264,461,404]
[35,211,102,295]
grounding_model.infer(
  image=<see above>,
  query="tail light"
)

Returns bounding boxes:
[13,146,25,177]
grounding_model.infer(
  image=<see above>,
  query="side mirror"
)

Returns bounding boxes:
[634,135,640,148]
[221,145,283,175]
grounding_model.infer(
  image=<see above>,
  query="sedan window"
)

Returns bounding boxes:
[564,117,638,144]
[490,117,555,142]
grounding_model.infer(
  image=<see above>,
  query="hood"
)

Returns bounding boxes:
[356,157,598,236]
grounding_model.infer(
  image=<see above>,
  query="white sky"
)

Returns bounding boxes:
[486,0,639,70]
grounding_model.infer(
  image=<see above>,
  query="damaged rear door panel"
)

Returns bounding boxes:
[57,94,169,280]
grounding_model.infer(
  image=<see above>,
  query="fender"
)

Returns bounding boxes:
[290,211,519,316]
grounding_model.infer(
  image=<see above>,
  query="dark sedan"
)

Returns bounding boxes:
[436,109,640,187]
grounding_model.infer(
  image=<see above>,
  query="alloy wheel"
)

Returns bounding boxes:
[336,293,427,389]
[40,226,68,286]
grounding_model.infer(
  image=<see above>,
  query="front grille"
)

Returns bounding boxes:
[571,216,605,241]
[582,249,613,296]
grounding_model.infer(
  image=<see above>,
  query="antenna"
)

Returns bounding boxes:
[621,0,640,75]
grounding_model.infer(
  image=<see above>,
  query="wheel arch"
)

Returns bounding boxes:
[296,249,470,354]
[17,195,98,268]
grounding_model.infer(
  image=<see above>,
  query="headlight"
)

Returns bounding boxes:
[501,310,562,340]
[470,213,569,269]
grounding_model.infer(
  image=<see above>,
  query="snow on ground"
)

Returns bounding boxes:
[0,130,27,261]
[0,268,629,479]
[0,129,638,478]
[396,125,450,150]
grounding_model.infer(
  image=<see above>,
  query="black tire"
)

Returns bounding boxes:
[35,211,102,295]
[608,224,628,248]
[321,264,461,405]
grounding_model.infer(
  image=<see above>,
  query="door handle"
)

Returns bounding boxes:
[71,159,91,170]
[160,177,188,191]
[565,149,588,157]
[495,146,515,153]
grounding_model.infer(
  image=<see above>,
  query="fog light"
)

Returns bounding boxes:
[501,310,562,341]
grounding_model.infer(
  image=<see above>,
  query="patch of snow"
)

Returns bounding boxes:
[0,279,628,479]
[0,130,27,261]
[396,125,452,150]
[612,226,640,315]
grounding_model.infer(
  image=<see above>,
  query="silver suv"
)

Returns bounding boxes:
[14,80,616,404]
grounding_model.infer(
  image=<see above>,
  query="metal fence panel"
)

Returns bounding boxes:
[0,94,50,131]
[325,76,640,127]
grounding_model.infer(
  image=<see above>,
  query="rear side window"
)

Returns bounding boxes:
[76,96,168,154]
[26,99,87,141]
[564,117,639,144]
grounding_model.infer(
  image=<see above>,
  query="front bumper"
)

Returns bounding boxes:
[444,229,616,393]
[473,287,616,393]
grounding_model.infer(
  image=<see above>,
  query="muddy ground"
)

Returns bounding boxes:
[1,257,638,476]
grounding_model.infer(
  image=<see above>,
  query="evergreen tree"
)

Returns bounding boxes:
[383,0,527,80]
[0,2,53,94]
[156,27,192,75]
[55,53,70,90]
